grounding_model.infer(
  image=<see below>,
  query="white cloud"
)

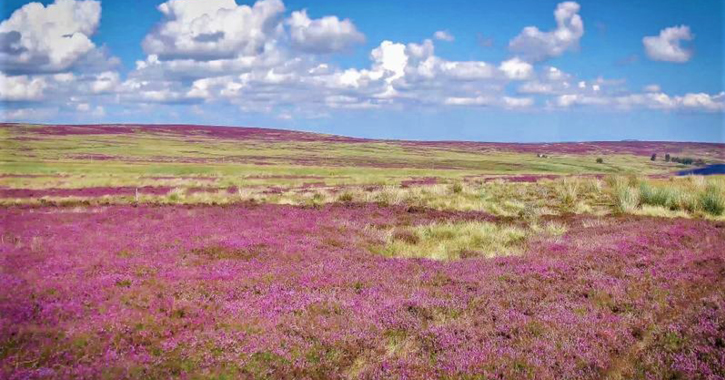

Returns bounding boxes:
[444,95,533,109]
[142,0,286,60]
[371,41,408,79]
[499,57,533,80]
[644,84,661,93]
[0,106,58,120]
[90,71,120,93]
[509,1,584,62]
[433,30,454,42]
[553,91,724,112]
[3,0,721,122]
[643,25,694,63]
[0,72,46,100]
[287,10,365,53]
[503,96,534,108]
[0,0,106,73]
[678,92,724,111]
[444,96,493,106]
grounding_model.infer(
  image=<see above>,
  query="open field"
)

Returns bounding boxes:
[1,124,725,378]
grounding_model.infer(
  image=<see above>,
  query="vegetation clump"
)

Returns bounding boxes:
[614,184,640,213]
[377,220,565,260]
[700,184,725,216]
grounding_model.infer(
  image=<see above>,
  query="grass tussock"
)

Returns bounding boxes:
[556,178,579,212]
[614,185,640,214]
[610,175,725,218]
[374,220,567,260]
[700,183,724,216]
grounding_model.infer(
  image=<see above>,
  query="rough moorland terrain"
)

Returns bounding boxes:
[1,124,724,379]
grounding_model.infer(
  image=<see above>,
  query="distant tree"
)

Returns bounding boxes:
[665,154,671,162]
[596,158,604,164]
[650,153,657,161]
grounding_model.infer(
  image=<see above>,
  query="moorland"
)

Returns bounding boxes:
[1,123,724,379]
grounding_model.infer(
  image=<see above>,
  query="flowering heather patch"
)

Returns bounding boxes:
[399,140,725,159]
[478,174,562,183]
[1,204,724,378]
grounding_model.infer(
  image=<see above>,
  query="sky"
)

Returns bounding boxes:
[0,0,723,142]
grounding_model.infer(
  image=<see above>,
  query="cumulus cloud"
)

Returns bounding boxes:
[90,71,121,93]
[0,106,58,120]
[1,0,722,122]
[552,89,724,112]
[444,95,533,109]
[499,57,533,80]
[433,30,454,42]
[142,0,286,60]
[509,1,584,62]
[0,0,110,73]
[642,25,694,63]
[287,10,365,53]
[0,72,46,101]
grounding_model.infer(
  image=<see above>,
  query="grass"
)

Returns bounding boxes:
[4,175,724,220]
[611,175,725,218]
[701,183,725,216]
[371,220,567,260]
[2,123,712,194]
[3,124,725,221]
[557,178,579,212]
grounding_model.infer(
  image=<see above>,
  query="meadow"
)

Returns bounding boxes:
[1,123,724,378]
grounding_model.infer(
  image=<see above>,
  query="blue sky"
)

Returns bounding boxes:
[0,0,723,142]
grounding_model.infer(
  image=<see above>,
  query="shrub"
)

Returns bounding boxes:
[671,157,695,165]
[451,182,464,194]
[596,158,604,164]
[700,184,724,216]
[615,186,639,213]
[665,153,671,162]
[650,153,657,161]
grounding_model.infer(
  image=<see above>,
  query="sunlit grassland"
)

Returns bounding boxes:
[3,124,702,180]
[367,220,568,260]
[0,137,694,192]
[4,174,723,221]
[2,124,724,221]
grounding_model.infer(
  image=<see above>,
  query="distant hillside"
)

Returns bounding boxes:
[4,123,724,160]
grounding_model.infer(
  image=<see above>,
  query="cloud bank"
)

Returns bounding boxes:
[0,0,722,123]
